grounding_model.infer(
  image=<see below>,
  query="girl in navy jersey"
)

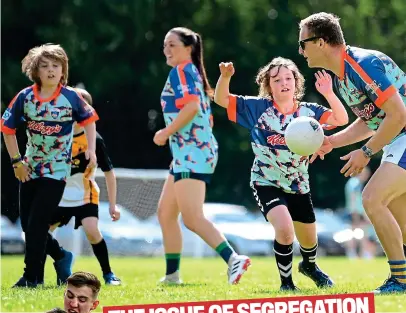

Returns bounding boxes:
[214,57,348,290]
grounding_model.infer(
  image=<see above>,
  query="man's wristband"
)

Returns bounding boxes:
[361,145,373,158]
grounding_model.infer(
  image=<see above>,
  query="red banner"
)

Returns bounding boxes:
[103,293,375,313]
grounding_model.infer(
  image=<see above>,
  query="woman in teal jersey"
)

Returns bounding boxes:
[154,27,250,285]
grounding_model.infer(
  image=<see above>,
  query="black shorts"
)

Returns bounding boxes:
[50,203,99,229]
[169,168,212,184]
[251,184,316,224]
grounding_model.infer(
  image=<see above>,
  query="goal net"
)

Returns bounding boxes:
[95,168,169,220]
[53,168,168,256]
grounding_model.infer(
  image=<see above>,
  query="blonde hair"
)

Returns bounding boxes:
[21,43,69,86]
[255,57,305,101]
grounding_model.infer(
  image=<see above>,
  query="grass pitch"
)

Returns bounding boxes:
[1,256,405,312]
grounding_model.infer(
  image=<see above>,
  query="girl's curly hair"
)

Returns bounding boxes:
[255,57,305,101]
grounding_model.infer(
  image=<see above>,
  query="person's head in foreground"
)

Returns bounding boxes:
[46,308,67,313]
[64,272,101,313]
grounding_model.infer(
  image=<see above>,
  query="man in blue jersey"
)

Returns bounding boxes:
[298,12,406,293]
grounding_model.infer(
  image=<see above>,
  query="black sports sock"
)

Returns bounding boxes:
[91,239,112,275]
[46,233,65,261]
[300,244,318,270]
[165,253,181,275]
[273,240,294,285]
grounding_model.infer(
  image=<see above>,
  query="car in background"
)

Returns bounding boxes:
[1,215,25,255]
[313,208,352,256]
[53,202,163,256]
[146,202,274,257]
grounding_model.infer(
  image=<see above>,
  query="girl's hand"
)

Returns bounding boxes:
[315,70,333,97]
[219,62,235,78]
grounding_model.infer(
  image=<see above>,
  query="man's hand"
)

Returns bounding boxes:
[310,136,334,163]
[340,149,370,177]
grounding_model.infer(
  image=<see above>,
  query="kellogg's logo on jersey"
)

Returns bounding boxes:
[267,134,286,146]
[352,103,375,120]
[27,121,62,135]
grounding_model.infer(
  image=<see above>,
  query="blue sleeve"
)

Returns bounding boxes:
[1,91,25,134]
[226,94,269,129]
[306,102,332,124]
[348,55,397,107]
[71,91,99,126]
[169,65,200,109]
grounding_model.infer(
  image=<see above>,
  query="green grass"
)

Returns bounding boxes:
[1,256,405,312]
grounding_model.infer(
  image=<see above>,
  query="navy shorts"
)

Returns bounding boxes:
[251,184,316,224]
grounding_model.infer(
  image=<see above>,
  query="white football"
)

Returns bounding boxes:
[285,116,324,156]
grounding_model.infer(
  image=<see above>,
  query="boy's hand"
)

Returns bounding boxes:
[110,205,121,221]
[85,150,97,168]
[14,162,31,182]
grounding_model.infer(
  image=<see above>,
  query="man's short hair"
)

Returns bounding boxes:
[299,12,345,46]
[66,272,101,298]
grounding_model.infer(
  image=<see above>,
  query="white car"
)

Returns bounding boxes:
[1,216,25,255]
